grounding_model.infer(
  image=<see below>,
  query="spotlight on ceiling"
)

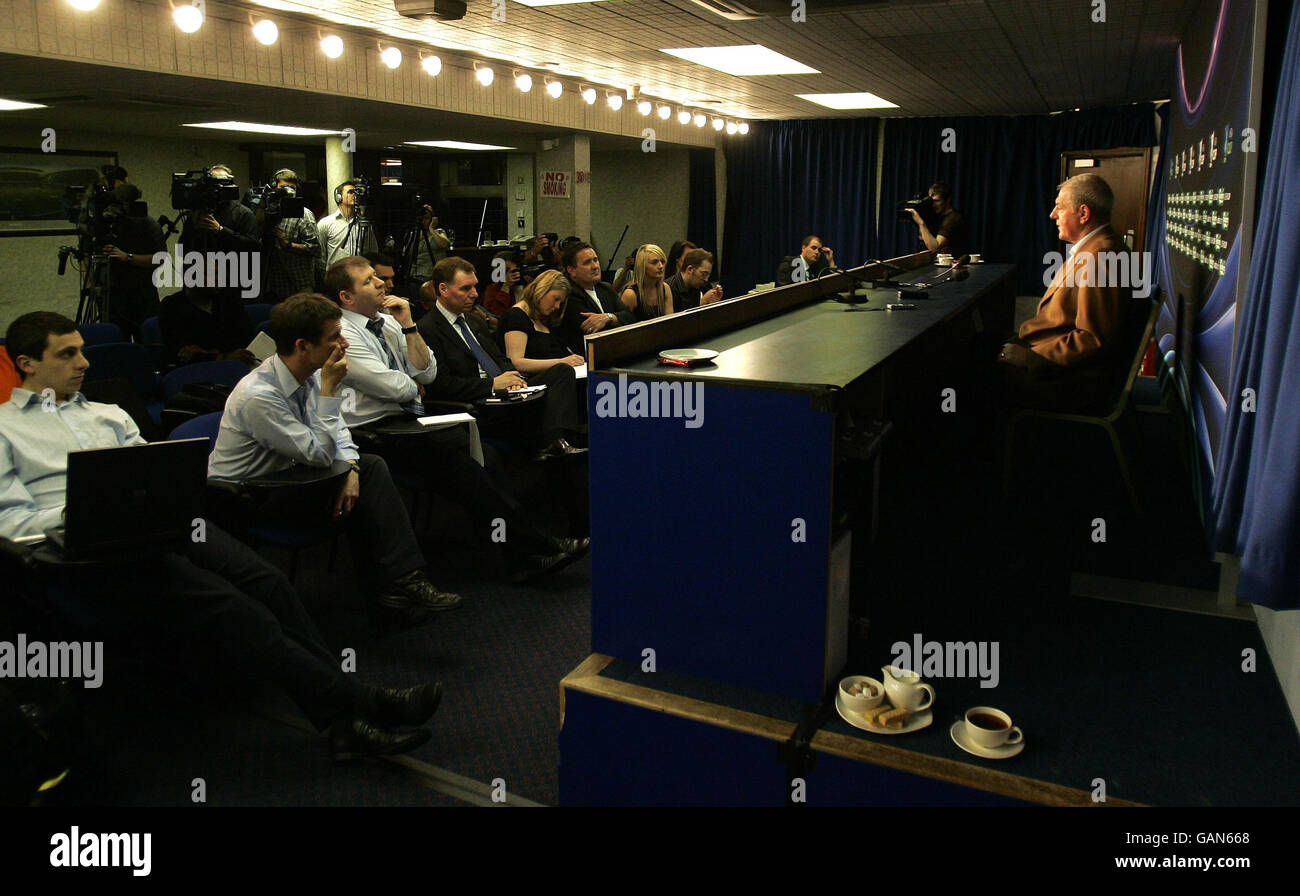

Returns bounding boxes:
[381,47,403,69]
[607,93,623,111]
[422,55,442,76]
[657,105,672,120]
[476,66,495,86]
[252,20,279,46]
[173,3,204,33]
[515,72,533,92]
[580,86,597,105]
[321,35,344,59]
[546,80,563,98]
[677,109,691,125]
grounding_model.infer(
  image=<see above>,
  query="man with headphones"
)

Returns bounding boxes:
[318,179,378,269]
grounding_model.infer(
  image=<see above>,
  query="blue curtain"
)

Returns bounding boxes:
[720,118,879,298]
[1211,1,1300,610]
[687,149,718,264]
[876,105,1158,295]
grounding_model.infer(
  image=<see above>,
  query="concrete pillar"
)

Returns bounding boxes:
[325,135,352,214]
[536,135,591,241]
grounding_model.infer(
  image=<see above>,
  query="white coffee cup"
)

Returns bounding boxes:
[968,253,982,263]
[964,706,1023,749]
[881,666,935,712]
[936,253,953,265]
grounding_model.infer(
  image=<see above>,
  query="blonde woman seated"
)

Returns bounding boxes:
[620,244,673,321]
[499,269,586,372]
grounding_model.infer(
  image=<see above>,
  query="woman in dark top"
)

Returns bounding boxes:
[620,244,672,321]
[499,269,586,373]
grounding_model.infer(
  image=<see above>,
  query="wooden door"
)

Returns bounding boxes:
[1059,147,1154,253]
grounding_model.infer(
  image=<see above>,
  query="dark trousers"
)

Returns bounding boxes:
[356,422,555,555]
[45,524,361,730]
[346,454,428,586]
[525,363,581,441]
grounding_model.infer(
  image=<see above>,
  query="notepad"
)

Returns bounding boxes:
[246,331,277,362]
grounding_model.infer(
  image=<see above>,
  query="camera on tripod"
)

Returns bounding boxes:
[349,176,372,217]
[247,181,306,220]
[171,167,241,214]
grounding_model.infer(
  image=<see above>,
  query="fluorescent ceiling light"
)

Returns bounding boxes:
[660,45,817,76]
[0,98,48,111]
[183,121,342,136]
[406,140,515,151]
[796,92,898,110]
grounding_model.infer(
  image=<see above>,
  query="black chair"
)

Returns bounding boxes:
[81,342,164,424]
[1002,296,1160,516]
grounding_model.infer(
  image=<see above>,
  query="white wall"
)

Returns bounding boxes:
[590,148,690,273]
[0,126,246,325]
[1256,607,1300,737]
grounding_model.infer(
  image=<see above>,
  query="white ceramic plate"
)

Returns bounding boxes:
[835,694,933,735]
[659,348,720,363]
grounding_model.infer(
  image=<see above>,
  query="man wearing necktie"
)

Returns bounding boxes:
[326,257,588,579]
[209,294,463,624]
[418,257,585,461]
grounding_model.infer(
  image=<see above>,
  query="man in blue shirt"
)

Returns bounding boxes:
[209,293,462,624]
[0,311,441,760]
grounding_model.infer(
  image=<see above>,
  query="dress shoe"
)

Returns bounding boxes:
[508,550,570,583]
[367,682,443,727]
[550,536,590,557]
[330,717,431,762]
[378,570,463,612]
[532,437,589,462]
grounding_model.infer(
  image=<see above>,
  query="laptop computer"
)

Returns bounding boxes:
[44,438,210,561]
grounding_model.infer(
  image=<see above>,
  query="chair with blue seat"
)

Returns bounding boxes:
[77,322,125,346]
[173,412,342,582]
[81,342,164,424]
[140,317,163,346]
[257,319,273,335]
[161,360,251,401]
[244,303,272,327]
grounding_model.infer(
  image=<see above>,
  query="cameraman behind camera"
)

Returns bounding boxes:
[177,163,262,300]
[257,168,317,303]
[99,182,166,341]
[904,182,970,259]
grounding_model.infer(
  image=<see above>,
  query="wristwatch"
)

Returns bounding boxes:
[401,325,418,334]
[346,460,361,475]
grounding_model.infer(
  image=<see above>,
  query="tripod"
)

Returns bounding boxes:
[72,249,114,326]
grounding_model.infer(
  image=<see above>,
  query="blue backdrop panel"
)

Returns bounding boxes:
[588,376,834,700]
[559,690,789,806]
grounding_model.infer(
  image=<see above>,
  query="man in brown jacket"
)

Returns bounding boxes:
[997,173,1132,410]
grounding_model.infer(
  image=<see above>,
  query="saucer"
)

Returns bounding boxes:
[949,722,1024,759]
[835,694,932,735]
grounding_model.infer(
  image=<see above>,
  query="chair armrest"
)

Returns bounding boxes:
[421,399,478,416]
[0,535,37,574]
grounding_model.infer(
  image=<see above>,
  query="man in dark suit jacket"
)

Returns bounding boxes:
[555,241,633,357]
[418,257,585,460]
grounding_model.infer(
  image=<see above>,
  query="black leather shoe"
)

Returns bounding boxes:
[509,550,569,583]
[550,536,590,558]
[330,717,432,762]
[368,682,443,727]
[379,571,463,612]
[532,438,589,462]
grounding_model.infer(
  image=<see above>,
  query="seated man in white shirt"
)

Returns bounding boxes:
[208,293,463,625]
[0,311,441,760]
[325,256,587,580]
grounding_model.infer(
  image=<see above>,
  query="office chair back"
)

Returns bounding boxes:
[244,303,273,326]
[169,412,223,453]
[78,322,126,346]
[162,360,251,401]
